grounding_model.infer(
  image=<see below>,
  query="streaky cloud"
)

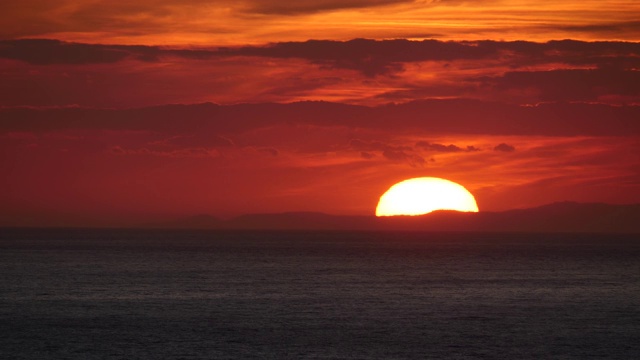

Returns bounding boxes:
[1,100,638,137]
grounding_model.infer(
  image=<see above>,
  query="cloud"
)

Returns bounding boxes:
[382,150,426,167]
[494,143,516,152]
[5,38,617,66]
[349,138,411,152]
[107,133,237,158]
[222,39,640,77]
[415,141,480,152]
[108,145,221,158]
[478,68,640,102]
[2,100,639,137]
[349,138,422,166]
[155,134,235,148]
[360,151,375,159]
[0,39,158,65]
[2,1,640,46]
[2,40,640,107]
[557,21,640,35]
[225,39,498,76]
[243,0,411,14]
[0,39,640,96]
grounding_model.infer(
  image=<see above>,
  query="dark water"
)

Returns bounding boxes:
[1,229,639,359]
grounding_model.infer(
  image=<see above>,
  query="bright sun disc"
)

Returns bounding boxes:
[376,177,479,216]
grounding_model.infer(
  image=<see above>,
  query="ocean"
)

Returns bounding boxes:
[1,228,639,359]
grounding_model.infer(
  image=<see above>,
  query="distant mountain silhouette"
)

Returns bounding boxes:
[153,202,640,233]
[225,212,373,230]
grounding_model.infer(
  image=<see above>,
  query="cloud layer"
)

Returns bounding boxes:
[1,39,640,107]
[1,1,639,43]
[2,101,638,136]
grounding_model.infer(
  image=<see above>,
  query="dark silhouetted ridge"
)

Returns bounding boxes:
[156,202,640,233]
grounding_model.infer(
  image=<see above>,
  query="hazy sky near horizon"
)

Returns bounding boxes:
[1,0,639,226]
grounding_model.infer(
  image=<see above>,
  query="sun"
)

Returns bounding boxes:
[376,177,479,216]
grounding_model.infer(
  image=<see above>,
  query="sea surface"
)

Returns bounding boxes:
[1,228,639,359]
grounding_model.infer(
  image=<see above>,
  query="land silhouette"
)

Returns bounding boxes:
[157,202,640,233]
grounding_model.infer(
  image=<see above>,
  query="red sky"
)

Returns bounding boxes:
[1,1,639,227]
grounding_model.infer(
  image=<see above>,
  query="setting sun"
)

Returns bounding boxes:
[376,177,479,217]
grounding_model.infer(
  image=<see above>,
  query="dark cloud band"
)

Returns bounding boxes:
[1,100,638,137]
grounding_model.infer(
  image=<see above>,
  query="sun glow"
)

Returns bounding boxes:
[376,177,479,216]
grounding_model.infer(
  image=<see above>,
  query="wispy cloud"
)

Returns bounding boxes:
[1,1,639,43]
[2,39,640,107]
[2,101,639,136]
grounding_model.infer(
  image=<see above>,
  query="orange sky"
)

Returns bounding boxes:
[2,0,640,44]
[1,1,639,227]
